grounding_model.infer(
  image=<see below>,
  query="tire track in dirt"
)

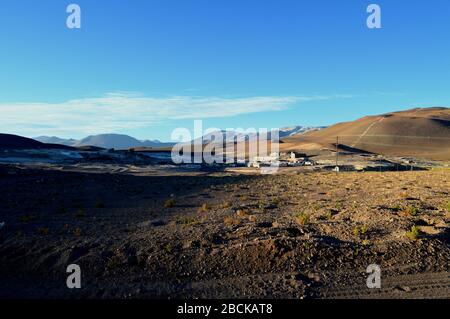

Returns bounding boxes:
[320,272,450,299]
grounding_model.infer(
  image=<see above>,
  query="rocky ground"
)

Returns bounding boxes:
[0,164,449,299]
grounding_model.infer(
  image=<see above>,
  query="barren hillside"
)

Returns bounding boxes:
[281,107,450,161]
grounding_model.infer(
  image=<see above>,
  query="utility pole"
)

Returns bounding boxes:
[335,136,339,170]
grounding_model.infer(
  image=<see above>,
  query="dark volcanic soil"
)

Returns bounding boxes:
[0,164,449,299]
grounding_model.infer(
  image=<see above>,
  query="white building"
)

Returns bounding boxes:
[248,152,279,168]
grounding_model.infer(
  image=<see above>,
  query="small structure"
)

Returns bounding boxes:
[248,151,316,168]
[248,152,279,168]
[290,152,307,159]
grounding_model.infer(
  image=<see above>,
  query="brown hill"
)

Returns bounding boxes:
[0,134,74,150]
[281,107,450,161]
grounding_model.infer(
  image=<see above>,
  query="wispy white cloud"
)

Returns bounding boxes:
[0,92,349,137]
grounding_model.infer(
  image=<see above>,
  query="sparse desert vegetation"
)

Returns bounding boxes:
[197,203,211,214]
[73,228,82,237]
[174,214,200,226]
[402,205,420,217]
[294,212,310,225]
[353,225,368,238]
[0,164,449,299]
[164,198,176,208]
[224,214,241,227]
[406,225,421,241]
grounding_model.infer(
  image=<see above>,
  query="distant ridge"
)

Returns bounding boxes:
[282,107,450,161]
[33,128,322,150]
[34,134,175,150]
[33,136,77,146]
[193,126,325,144]
[0,134,74,150]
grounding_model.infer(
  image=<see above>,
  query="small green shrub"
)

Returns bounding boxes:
[360,225,368,235]
[353,225,368,238]
[164,243,173,254]
[353,226,360,238]
[361,239,370,246]
[325,211,334,220]
[406,225,420,241]
[404,205,419,216]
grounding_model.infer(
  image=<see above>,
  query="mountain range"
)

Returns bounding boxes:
[34,126,324,149]
[34,134,175,150]
[0,134,74,150]
[2,107,448,160]
[192,126,325,144]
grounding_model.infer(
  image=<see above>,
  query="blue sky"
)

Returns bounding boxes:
[0,0,449,140]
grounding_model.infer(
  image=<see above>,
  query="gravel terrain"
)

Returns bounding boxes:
[0,164,448,298]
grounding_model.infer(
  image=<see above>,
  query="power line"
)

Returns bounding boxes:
[329,134,450,140]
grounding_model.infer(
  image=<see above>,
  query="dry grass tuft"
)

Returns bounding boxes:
[293,212,310,225]
[164,198,176,208]
[236,209,249,217]
[197,203,211,214]
[402,205,419,217]
[224,215,241,227]
[37,227,50,235]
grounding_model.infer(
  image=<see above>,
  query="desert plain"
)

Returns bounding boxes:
[0,162,448,299]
